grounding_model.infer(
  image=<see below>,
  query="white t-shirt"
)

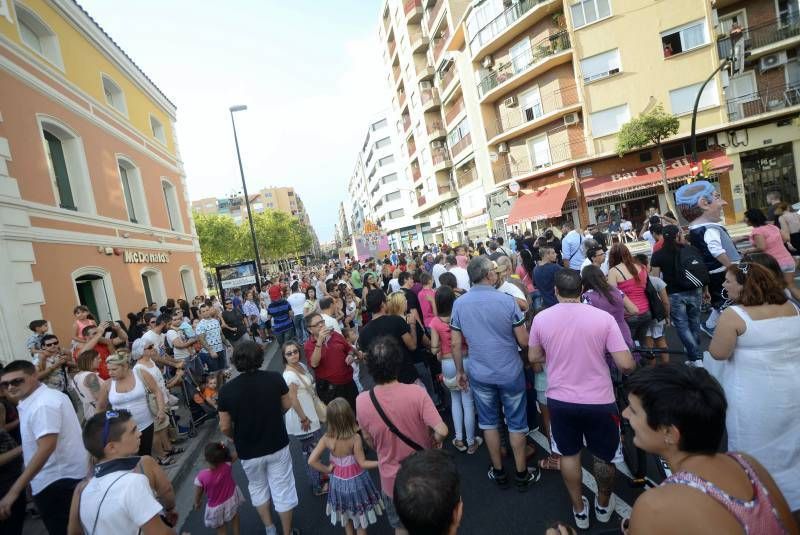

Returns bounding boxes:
[287,293,307,316]
[18,384,88,494]
[498,281,526,301]
[321,313,342,334]
[388,278,401,293]
[621,220,633,231]
[166,329,190,360]
[580,257,610,275]
[79,471,163,534]
[282,367,321,436]
[449,266,471,291]
[642,230,656,247]
[431,263,447,287]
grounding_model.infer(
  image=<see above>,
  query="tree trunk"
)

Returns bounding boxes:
[658,145,678,217]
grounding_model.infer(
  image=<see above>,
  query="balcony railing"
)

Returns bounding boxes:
[427,120,444,135]
[456,164,478,188]
[488,83,579,139]
[433,28,450,63]
[432,147,451,166]
[492,138,587,183]
[450,132,472,158]
[469,0,552,51]
[439,66,456,93]
[437,184,453,195]
[478,31,570,97]
[444,97,465,125]
[427,0,444,32]
[421,87,439,107]
[404,0,422,15]
[717,14,800,59]
[412,165,422,181]
[725,83,800,122]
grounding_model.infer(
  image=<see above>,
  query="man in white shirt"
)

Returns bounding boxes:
[165,309,197,364]
[0,360,88,534]
[195,304,226,371]
[319,296,343,334]
[431,254,447,287]
[286,282,308,343]
[72,410,174,534]
[446,255,471,291]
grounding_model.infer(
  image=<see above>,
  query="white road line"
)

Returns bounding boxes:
[529,430,633,519]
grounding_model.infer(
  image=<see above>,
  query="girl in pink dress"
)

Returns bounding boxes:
[193,441,245,534]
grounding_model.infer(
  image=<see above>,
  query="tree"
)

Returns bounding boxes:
[250,210,313,263]
[193,212,248,267]
[616,103,681,216]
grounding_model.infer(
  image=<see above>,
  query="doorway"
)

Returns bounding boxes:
[740,143,798,211]
[75,274,112,321]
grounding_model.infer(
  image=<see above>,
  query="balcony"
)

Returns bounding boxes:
[469,0,557,56]
[410,31,429,53]
[450,132,472,159]
[432,147,452,170]
[456,164,478,188]
[402,113,412,133]
[398,91,407,109]
[393,65,401,84]
[412,164,422,182]
[388,39,397,59]
[478,31,571,100]
[717,14,800,62]
[408,138,417,157]
[417,194,427,207]
[427,0,444,33]
[438,184,454,195]
[432,28,450,64]
[416,60,435,80]
[444,97,465,126]
[427,120,446,139]
[421,87,441,111]
[404,0,423,22]
[438,65,457,97]
[487,83,580,142]
[725,83,800,122]
[491,138,588,184]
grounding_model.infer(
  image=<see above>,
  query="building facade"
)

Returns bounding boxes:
[374,0,799,243]
[0,0,204,359]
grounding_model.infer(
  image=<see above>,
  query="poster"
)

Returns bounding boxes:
[352,232,390,261]
[215,260,257,290]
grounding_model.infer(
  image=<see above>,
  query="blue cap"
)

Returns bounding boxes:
[675,181,715,206]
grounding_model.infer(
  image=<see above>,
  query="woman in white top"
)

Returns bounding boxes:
[777,201,800,254]
[706,262,800,517]
[281,341,326,495]
[97,350,166,458]
[72,350,104,421]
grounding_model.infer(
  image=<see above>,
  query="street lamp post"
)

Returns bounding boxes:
[229,105,263,286]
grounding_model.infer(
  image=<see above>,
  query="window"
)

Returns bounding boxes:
[661,20,707,57]
[375,137,391,149]
[581,49,621,83]
[510,37,532,75]
[386,191,401,202]
[571,0,611,29]
[447,117,470,148]
[15,3,63,68]
[150,115,166,144]
[372,119,388,131]
[590,103,630,137]
[527,134,552,169]
[180,267,198,301]
[519,87,543,122]
[140,268,166,307]
[161,179,184,232]
[379,155,395,166]
[117,158,149,224]
[389,209,405,219]
[669,80,719,115]
[382,173,399,184]
[101,75,127,116]
[40,119,94,213]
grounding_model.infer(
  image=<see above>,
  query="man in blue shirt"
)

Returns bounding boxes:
[267,285,294,345]
[560,221,585,271]
[450,257,541,492]
[533,246,563,308]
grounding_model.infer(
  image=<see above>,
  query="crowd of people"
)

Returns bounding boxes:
[1,180,799,534]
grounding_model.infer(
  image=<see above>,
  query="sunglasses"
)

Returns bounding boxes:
[0,377,25,388]
[285,349,300,355]
[102,411,120,447]
[43,342,59,347]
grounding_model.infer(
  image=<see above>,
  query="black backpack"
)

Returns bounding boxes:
[675,245,710,291]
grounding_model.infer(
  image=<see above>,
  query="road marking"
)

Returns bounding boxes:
[529,430,633,519]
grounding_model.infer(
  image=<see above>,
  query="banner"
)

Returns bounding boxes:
[215,261,257,290]
[352,232,390,261]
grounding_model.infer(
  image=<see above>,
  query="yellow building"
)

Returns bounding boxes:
[0,0,203,359]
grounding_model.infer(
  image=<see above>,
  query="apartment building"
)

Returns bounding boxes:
[336,201,351,246]
[347,153,371,235]
[377,0,799,242]
[0,0,204,358]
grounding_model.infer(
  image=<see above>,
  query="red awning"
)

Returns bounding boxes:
[581,151,733,202]
[508,182,572,225]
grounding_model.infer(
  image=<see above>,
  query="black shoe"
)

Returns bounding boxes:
[515,467,542,492]
[487,466,509,489]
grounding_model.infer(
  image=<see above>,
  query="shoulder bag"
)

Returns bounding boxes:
[295,370,327,423]
[134,368,169,431]
[643,273,667,322]
[369,388,423,451]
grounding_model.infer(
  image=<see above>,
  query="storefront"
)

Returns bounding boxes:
[739,142,798,210]
[506,181,579,235]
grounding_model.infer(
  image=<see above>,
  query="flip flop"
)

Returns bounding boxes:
[166,447,185,456]
[157,456,176,466]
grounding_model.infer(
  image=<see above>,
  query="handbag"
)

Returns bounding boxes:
[295,371,327,423]
[369,389,423,451]
[644,275,666,322]
[134,368,169,431]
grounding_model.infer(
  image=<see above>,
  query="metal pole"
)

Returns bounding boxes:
[229,110,263,286]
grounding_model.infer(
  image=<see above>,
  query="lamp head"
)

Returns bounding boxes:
[229,105,248,112]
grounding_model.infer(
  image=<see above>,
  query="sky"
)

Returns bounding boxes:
[79,0,388,242]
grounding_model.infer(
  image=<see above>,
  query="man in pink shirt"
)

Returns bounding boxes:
[528,269,634,531]
[357,336,448,533]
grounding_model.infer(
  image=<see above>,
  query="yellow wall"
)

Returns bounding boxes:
[0,0,176,154]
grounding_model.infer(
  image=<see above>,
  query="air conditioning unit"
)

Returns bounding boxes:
[760,51,788,71]
[504,95,518,108]
[498,142,509,153]
[432,140,444,148]
[420,80,432,90]
[482,55,494,69]
[563,112,579,126]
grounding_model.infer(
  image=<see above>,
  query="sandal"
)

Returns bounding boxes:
[157,456,176,466]
[538,454,561,471]
[313,482,329,496]
[452,439,467,453]
[166,447,185,456]
[467,437,484,455]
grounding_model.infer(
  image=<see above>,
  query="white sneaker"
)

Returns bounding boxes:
[684,359,705,368]
[573,496,590,530]
[595,494,615,523]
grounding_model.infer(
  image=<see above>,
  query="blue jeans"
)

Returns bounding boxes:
[442,358,476,445]
[469,371,528,434]
[292,314,306,343]
[669,288,703,362]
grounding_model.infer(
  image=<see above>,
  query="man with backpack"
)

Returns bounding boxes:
[650,225,710,366]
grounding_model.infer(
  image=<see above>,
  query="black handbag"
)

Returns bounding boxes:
[644,276,666,322]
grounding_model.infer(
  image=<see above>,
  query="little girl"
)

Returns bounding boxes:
[72,305,95,345]
[194,441,245,534]
[308,398,383,535]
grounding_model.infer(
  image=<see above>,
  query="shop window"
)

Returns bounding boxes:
[117,158,149,225]
[661,20,707,58]
[15,3,63,68]
[40,118,95,213]
[101,74,128,116]
[161,179,184,232]
[570,0,611,29]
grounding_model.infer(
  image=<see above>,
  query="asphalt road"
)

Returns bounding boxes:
[178,327,708,535]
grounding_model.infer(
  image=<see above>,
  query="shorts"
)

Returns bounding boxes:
[647,318,665,339]
[383,491,404,529]
[240,445,298,512]
[548,398,620,462]
[469,371,528,434]
[534,370,548,406]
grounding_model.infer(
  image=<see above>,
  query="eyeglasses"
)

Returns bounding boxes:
[0,377,25,389]
[102,411,120,447]
[43,341,59,347]
[285,349,300,355]
[308,321,324,329]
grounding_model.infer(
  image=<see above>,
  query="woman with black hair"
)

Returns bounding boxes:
[581,265,637,351]
[742,208,799,299]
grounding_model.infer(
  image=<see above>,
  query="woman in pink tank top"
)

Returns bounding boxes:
[621,364,798,534]
[608,244,652,348]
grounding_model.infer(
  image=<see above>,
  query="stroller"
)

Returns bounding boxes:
[170,354,217,437]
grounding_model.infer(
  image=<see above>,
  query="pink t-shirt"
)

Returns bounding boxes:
[751,225,793,267]
[515,265,535,293]
[194,462,236,507]
[429,316,467,356]
[356,383,443,498]
[418,288,436,327]
[529,303,628,404]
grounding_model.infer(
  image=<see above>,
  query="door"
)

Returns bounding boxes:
[76,279,99,321]
[510,37,532,74]
[142,273,154,306]
[740,143,799,211]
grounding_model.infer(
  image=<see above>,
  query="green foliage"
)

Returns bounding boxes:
[193,212,247,267]
[616,104,680,157]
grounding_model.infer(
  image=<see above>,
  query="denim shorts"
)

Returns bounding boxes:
[469,371,528,434]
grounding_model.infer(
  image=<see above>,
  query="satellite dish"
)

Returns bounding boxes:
[508,182,520,194]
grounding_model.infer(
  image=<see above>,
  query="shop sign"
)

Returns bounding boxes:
[463,213,489,228]
[124,250,169,263]
[611,157,691,182]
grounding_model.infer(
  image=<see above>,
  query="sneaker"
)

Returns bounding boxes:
[595,494,615,523]
[467,436,484,455]
[515,466,541,492]
[573,496,590,530]
[699,324,715,338]
[684,359,705,368]
[487,466,509,489]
